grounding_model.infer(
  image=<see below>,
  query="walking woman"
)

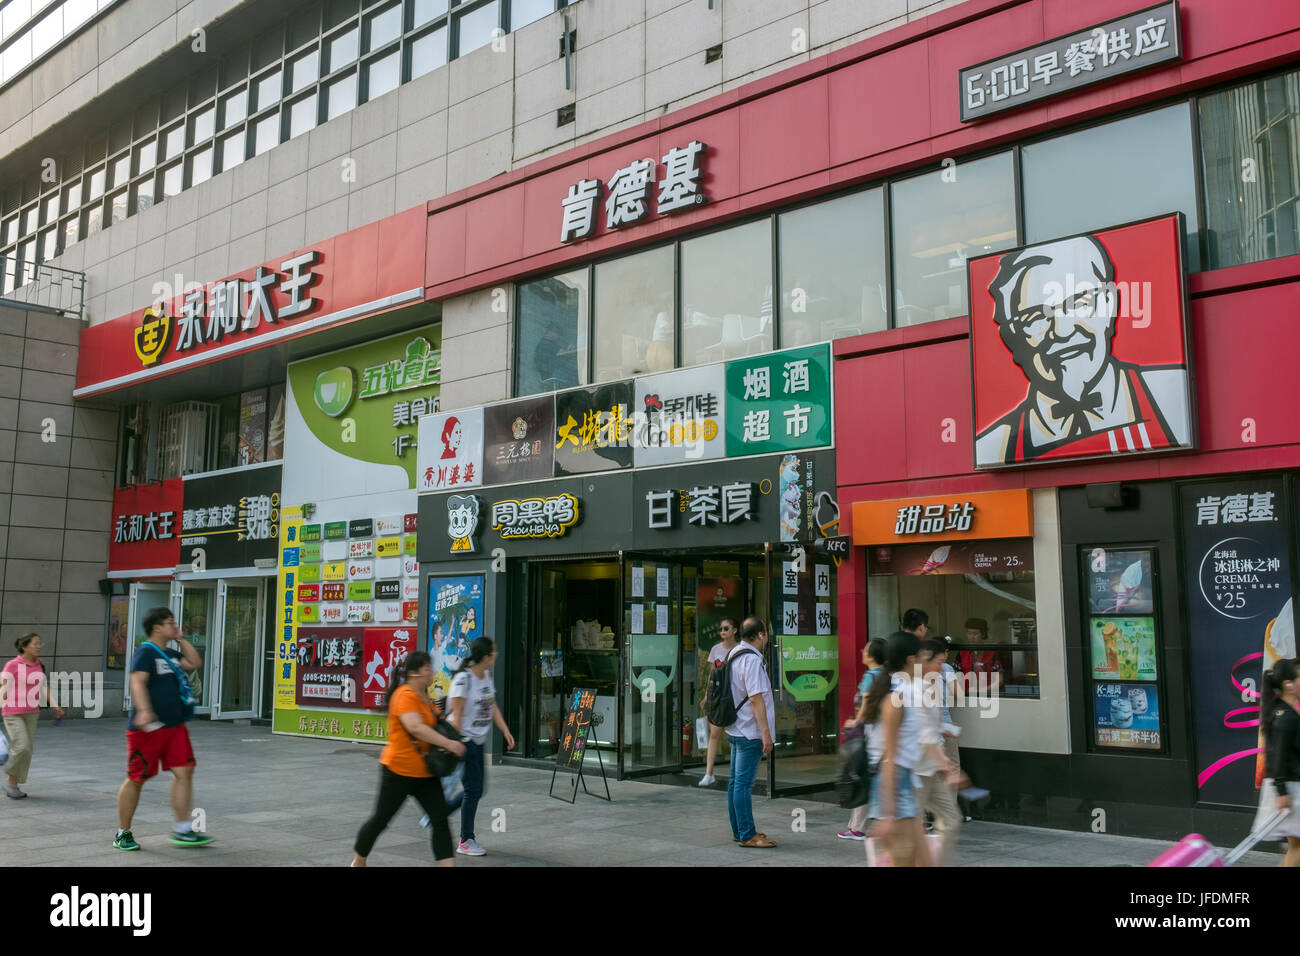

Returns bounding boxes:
[353,651,465,866]
[838,636,886,840]
[1256,657,1300,866]
[1,634,64,798]
[698,617,739,787]
[864,630,931,867]
[447,637,515,857]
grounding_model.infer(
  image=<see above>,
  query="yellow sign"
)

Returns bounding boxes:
[375,536,402,557]
[323,561,347,581]
[274,507,304,716]
[133,308,173,367]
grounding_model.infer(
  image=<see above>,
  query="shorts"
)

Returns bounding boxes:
[1254,779,1300,840]
[126,725,196,782]
[867,765,919,820]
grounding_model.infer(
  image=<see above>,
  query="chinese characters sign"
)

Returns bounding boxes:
[852,489,1033,546]
[173,251,321,354]
[633,365,726,467]
[560,141,707,243]
[553,381,635,475]
[556,687,598,770]
[418,407,484,491]
[492,494,580,539]
[644,483,754,531]
[1093,682,1162,750]
[482,397,555,484]
[724,344,831,457]
[178,465,283,570]
[108,479,184,573]
[959,2,1181,121]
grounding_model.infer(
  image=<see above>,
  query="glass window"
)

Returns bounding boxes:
[62,215,78,247]
[109,189,127,224]
[325,0,359,31]
[189,64,218,107]
[84,206,102,237]
[410,26,446,79]
[42,193,58,224]
[161,162,183,197]
[325,72,356,120]
[221,88,248,128]
[867,539,1039,699]
[162,86,187,123]
[412,0,448,28]
[365,2,401,52]
[40,226,56,260]
[86,166,106,201]
[289,1,322,50]
[288,93,317,139]
[254,113,280,155]
[110,153,130,189]
[133,97,159,138]
[61,180,80,213]
[779,188,887,345]
[66,0,95,30]
[189,105,216,145]
[220,130,246,171]
[130,179,155,215]
[255,69,282,110]
[1200,69,1300,270]
[252,31,282,71]
[594,246,675,381]
[510,0,552,30]
[679,220,773,367]
[134,139,157,176]
[188,146,213,187]
[290,46,319,92]
[30,8,60,59]
[365,50,399,100]
[109,117,132,154]
[890,151,1016,326]
[1,216,15,245]
[162,122,185,160]
[219,46,250,90]
[516,269,590,396]
[1024,104,1200,270]
[327,25,358,70]
[20,204,36,236]
[456,1,498,56]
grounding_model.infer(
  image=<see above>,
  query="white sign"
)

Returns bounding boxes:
[348,560,373,579]
[375,556,402,578]
[417,407,484,491]
[375,514,403,535]
[631,604,644,633]
[347,602,374,623]
[656,566,669,598]
[655,603,669,635]
[782,562,798,595]
[375,601,403,623]
[320,604,346,623]
[403,556,419,577]
[633,365,726,467]
[632,566,644,598]
[815,564,830,597]
[322,540,348,561]
[349,539,374,558]
[816,602,832,635]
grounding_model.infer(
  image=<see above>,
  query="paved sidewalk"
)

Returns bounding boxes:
[0,718,1277,867]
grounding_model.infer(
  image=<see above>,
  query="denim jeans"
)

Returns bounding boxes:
[727,735,764,842]
[460,740,485,842]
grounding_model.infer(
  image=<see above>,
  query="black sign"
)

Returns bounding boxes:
[349,518,374,538]
[375,580,401,600]
[815,535,851,558]
[553,381,634,476]
[179,465,282,569]
[1180,477,1291,807]
[556,687,598,771]
[483,397,555,485]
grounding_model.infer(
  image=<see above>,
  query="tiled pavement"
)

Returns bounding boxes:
[0,718,1277,867]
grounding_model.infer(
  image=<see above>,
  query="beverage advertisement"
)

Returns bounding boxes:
[1089,617,1158,681]
[1180,478,1292,806]
[428,575,485,701]
[1093,682,1161,750]
[1087,547,1154,614]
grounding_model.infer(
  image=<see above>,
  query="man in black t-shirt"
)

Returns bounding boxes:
[113,607,213,851]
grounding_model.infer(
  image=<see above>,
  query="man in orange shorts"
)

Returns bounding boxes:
[114,607,213,850]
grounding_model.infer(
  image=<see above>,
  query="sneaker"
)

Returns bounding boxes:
[837,828,866,841]
[170,830,214,847]
[5,786,26,799]
[698,774,716,786]
[456,838,486,857]
[113,830,141,851]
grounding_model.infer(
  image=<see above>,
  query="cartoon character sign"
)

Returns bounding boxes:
[446,494,481,553]
[969,215,1194,469]
[416,407,484,490]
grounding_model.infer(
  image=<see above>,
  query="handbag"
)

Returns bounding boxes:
[409,713,464,778]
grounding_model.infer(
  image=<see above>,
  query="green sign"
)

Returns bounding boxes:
[287,323,441,488]
[298,604,320,623]
[724,343,831,457]
[780,633,839,702]
[630,633,678,694]
[300,524,322,542]
[403,534,418,555]
[348,581,373,601]
[300,541,322,563]
[324,522,347,540]
[298,563,321,583]
[274,708,388,741]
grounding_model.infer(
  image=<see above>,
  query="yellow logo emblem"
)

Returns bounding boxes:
[133,307,173,367]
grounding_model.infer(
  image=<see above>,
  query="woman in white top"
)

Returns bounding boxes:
[447,637,515,857]
[864,630,932,866]
[698,617,739,787]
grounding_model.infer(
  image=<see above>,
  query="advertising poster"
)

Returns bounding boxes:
[1093,682,1162,750]
[724,343,832,458]
[1180,478,1292,806]
[294,625,366,708]
[696,578,741,651]
[1087,547,1155,614]
[273,507,304,717]
[867,538,1035,576]
[482,397,555,484]
[428,575,485,701]
[779,634,840,703]
[179,464,282,569]
[107,595,129,671]
[633,364,726,467]
[238,387,269,465]
[969,214,1194,469]
[359,626,417,711]
[283,323,441,501]
[417,407,484,492]
[553,381,635,475]
[1089,617,1158,681]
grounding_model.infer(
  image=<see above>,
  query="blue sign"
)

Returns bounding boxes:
[1093,682,1161,751]
[428,574,486,701]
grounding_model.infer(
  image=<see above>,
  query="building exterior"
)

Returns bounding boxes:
[3,0,1299,840]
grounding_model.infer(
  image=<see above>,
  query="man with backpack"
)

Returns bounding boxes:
[114,607,213,850]
[707,616,775,848]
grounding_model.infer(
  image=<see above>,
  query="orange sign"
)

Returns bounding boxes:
[852,489,1033,545]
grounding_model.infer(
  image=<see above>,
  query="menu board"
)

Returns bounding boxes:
[556,687,598,771]
[1084,546,1163,752]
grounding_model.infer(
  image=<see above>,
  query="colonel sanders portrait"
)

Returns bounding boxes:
[974,234,1191,467]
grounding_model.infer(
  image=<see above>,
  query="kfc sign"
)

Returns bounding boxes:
[969,214,1194,470]
[561,141,707,243]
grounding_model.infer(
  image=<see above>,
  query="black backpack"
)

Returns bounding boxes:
[836,725,872,809]
[705,648,757,728]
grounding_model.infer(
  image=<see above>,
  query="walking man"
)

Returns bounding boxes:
[727,617,776,848]
[114,607,213,850]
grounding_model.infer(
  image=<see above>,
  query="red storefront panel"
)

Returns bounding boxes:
[108,480,184,574]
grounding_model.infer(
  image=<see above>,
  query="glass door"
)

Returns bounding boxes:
[211,580,265,719]
[124,581,175,710]
[178,583,217,714]
[620,555,683,777]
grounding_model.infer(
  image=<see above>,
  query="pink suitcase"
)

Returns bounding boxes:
[1147,809,1288,867]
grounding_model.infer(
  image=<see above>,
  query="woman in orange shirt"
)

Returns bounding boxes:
[352,651,466,867]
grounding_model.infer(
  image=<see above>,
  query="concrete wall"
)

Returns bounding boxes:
[0,303,116,713]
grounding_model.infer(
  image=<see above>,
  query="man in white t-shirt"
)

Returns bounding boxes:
[726,617,775,848]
